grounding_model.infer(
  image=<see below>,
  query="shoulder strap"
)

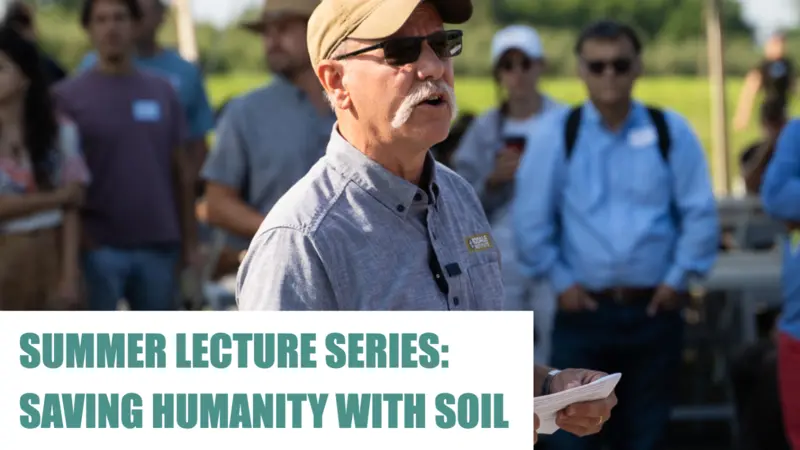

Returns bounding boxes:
[563,106,583,161]
[646,106,671,163]
[564,105,670,163]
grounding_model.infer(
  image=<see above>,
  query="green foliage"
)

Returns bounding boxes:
[29,0,770,78]
[204,73,774,181]
[496,0,750,40]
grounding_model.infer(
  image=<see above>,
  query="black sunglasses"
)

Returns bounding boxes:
[584,58,633,75]
[334,29,463,66]
[498,57,533,72]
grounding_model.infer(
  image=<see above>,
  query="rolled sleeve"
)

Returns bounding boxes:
[236,227,338,310]
[200,101,247,189]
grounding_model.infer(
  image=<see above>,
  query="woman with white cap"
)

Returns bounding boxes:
[452,25,563,365]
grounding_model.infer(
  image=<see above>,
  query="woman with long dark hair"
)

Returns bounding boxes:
[2,1,67,86]
[0,26,89,309]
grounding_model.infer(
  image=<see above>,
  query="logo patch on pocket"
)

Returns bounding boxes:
[465,233,493,252]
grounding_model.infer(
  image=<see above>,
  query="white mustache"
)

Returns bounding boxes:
[391,80,458,129]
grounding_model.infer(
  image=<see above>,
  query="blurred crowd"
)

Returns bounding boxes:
[0,0,799,449]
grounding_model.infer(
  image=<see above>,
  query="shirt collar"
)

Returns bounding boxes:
[272,76,337,120]
[272,75,306,102]
[325,125,441,219]
[582,100,647,131]
[541,95,559,112]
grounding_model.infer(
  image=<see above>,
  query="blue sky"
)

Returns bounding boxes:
[191,0,794,42]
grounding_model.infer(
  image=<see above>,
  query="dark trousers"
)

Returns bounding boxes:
[731,338,790,450]
[542,295,683,450]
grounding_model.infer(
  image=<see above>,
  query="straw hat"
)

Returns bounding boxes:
[240,0,320,33]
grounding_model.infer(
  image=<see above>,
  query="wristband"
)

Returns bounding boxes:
[541,369,561,396]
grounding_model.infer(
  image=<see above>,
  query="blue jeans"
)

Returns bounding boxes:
[82,245,181,311]
[541,295,684,450]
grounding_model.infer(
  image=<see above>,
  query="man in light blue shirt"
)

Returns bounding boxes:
[77,0,215,183]
[761,118,800,448]
[512,20,719,450]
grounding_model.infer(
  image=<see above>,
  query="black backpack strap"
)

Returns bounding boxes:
[646,106,671,163]
[563,106,583,161]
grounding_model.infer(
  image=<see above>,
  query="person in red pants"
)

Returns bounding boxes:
[761,117,800,449]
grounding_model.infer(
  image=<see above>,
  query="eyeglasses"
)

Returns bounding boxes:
[498,57,533,72]
[584,58,633,75]
[334,29,463,66]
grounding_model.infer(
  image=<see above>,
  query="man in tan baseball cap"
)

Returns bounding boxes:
[307,0,471,169]
[237,3,619,437]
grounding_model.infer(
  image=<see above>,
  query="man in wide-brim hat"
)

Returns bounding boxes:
[201,0,335,277]
[240,0,318,33]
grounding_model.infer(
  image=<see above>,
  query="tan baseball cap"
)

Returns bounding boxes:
[240,0,321,33]
[307,0,472,71]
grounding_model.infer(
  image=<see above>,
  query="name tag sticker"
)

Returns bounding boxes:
[465,233,494,252]
[628,127,657,148]
[132,99,161,122]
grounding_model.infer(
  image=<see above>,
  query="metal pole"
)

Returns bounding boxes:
[706,0,731,195]
[172,0,198,63]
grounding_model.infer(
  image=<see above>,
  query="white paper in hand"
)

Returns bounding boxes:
[534,373,622,435]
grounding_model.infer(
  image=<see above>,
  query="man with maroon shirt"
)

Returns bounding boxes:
[53,0,195,310]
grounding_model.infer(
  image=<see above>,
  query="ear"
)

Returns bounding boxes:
[317,60,351,110]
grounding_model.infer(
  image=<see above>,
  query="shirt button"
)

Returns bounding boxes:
[435,273,441,279]
[453,297,460,306]
[396,204,405,212]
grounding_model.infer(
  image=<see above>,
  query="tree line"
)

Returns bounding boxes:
[30,0,800,77]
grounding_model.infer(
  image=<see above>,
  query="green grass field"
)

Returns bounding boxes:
[205,73,790,180]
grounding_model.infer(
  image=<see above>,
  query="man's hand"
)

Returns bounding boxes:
[534,413,540,444]
[646,284,682,317]
[550,369,617,437]
[558,284,597,312]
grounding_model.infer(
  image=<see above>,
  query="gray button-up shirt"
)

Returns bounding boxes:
[236,127,505,311]
[201,77,336,249]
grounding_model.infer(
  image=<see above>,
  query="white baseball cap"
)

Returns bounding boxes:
[490,25,544,66]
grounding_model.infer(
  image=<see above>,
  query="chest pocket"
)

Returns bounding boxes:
[622,145,672,206]
[465,259,504,311]
[564,104,674,209]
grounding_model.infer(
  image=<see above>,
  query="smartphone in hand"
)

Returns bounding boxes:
[504,136,527,155]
